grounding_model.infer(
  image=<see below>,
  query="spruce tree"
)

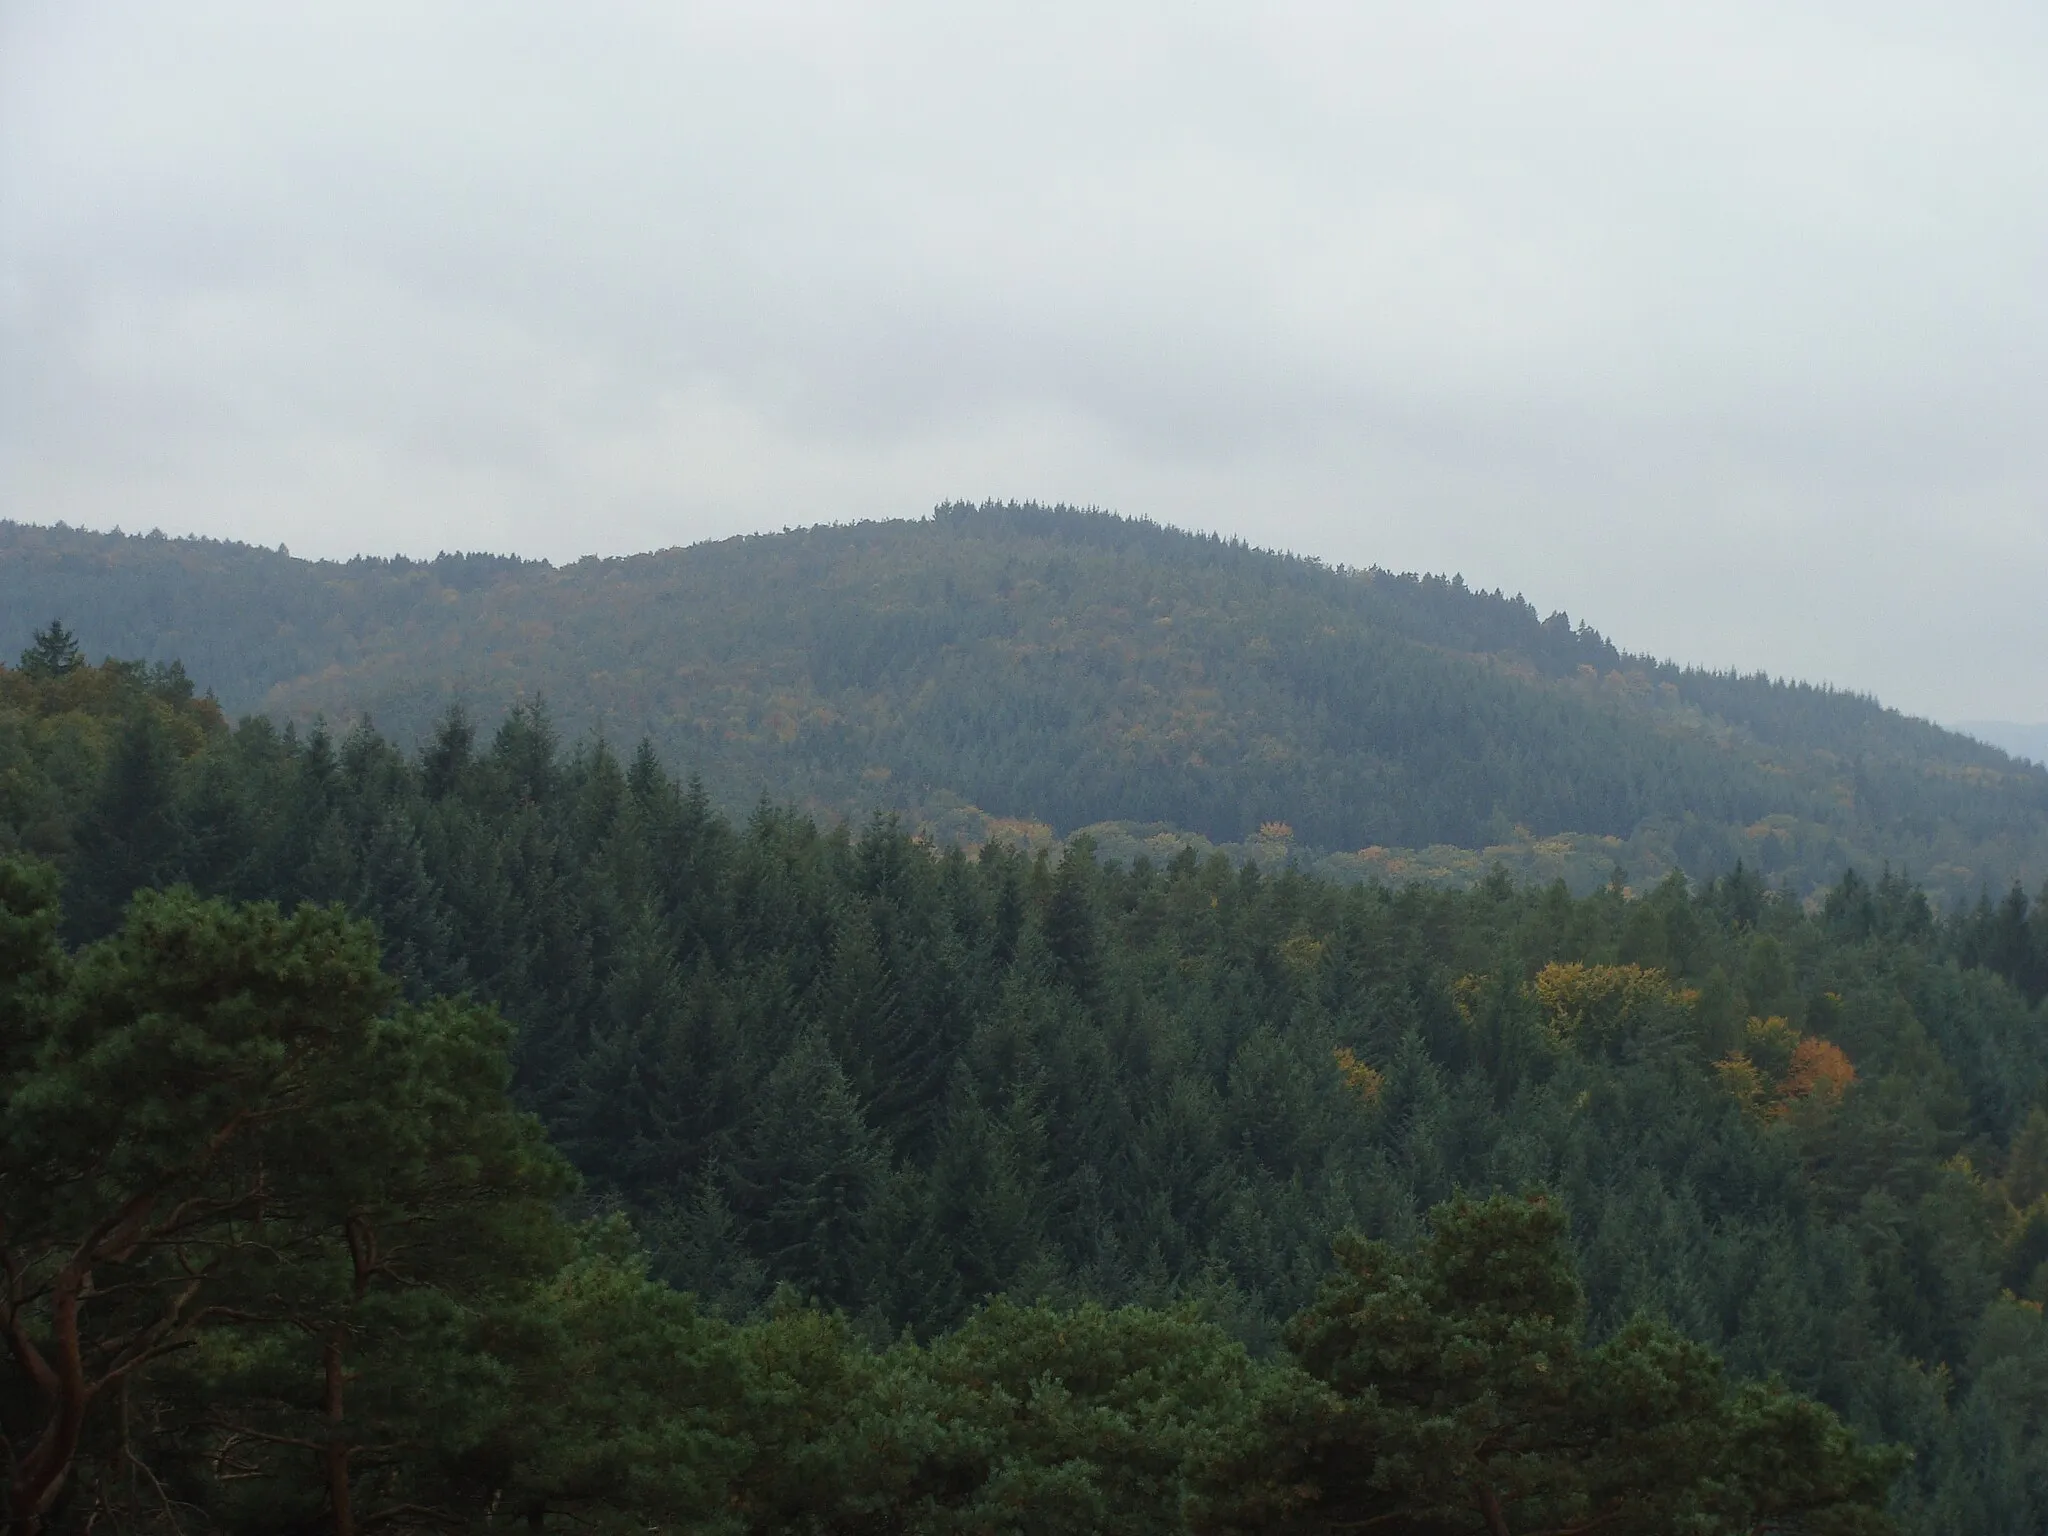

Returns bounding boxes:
[65,710,185,939]
[1042,837,1103,1002]
[17,620,82,679]
[740,1028,886,1306]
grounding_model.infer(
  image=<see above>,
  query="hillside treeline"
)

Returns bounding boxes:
[4,506,2045,898]
[8,644,2048,1529]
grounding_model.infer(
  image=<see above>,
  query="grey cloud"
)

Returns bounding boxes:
[2,0,2044,720]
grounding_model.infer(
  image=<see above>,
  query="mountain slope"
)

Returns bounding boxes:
[4,504,2043,897]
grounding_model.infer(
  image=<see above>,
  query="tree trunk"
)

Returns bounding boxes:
[1478,1486,1513,1536]
[324,1331,355,1536]
[7,1265,92,1536]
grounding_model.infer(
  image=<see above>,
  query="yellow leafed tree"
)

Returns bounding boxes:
[1333,1046,1384,1106]
[1528,962,1699,1051]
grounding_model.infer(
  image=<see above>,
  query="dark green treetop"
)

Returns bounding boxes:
[17,621,81,680]
[0,864,742,1536]
[1199,1191,1904,1536]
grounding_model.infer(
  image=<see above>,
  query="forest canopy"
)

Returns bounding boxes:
[0,861,1899,1534]
[6,649,2048,1530]
[4,505,2044,899]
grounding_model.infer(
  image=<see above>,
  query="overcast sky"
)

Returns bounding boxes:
[2,2,2044,723]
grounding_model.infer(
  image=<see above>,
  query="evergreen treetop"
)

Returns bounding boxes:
[18,620,81,679]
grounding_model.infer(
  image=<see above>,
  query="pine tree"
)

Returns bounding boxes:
[1198,1192,1903,1536]
[0,875,564,1534]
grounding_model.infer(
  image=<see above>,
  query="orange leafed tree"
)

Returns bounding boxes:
[1715,1018,1856,1121]
[1778,1035,1856,1110]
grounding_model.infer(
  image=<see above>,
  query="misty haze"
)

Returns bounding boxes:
[4,7,2047,1535]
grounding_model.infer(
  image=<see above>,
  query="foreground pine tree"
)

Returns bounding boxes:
[1197,1191,1903,1535]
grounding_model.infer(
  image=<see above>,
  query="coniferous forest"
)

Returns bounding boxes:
[10,582,2048,1530]
[5,506,2046,901]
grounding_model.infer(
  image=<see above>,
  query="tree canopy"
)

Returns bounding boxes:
[8,651,2048,1530]
[6,506,2044,899]
[1203,1192,1902,1535]
[1,859,1901,1535]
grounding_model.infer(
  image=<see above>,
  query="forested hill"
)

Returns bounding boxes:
[4,503,2043,898]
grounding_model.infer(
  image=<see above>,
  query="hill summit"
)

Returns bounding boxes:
[4,503,2042,897]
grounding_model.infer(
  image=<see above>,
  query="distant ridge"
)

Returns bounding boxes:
[1958,721,2048,769]
[5,504,2045,898]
